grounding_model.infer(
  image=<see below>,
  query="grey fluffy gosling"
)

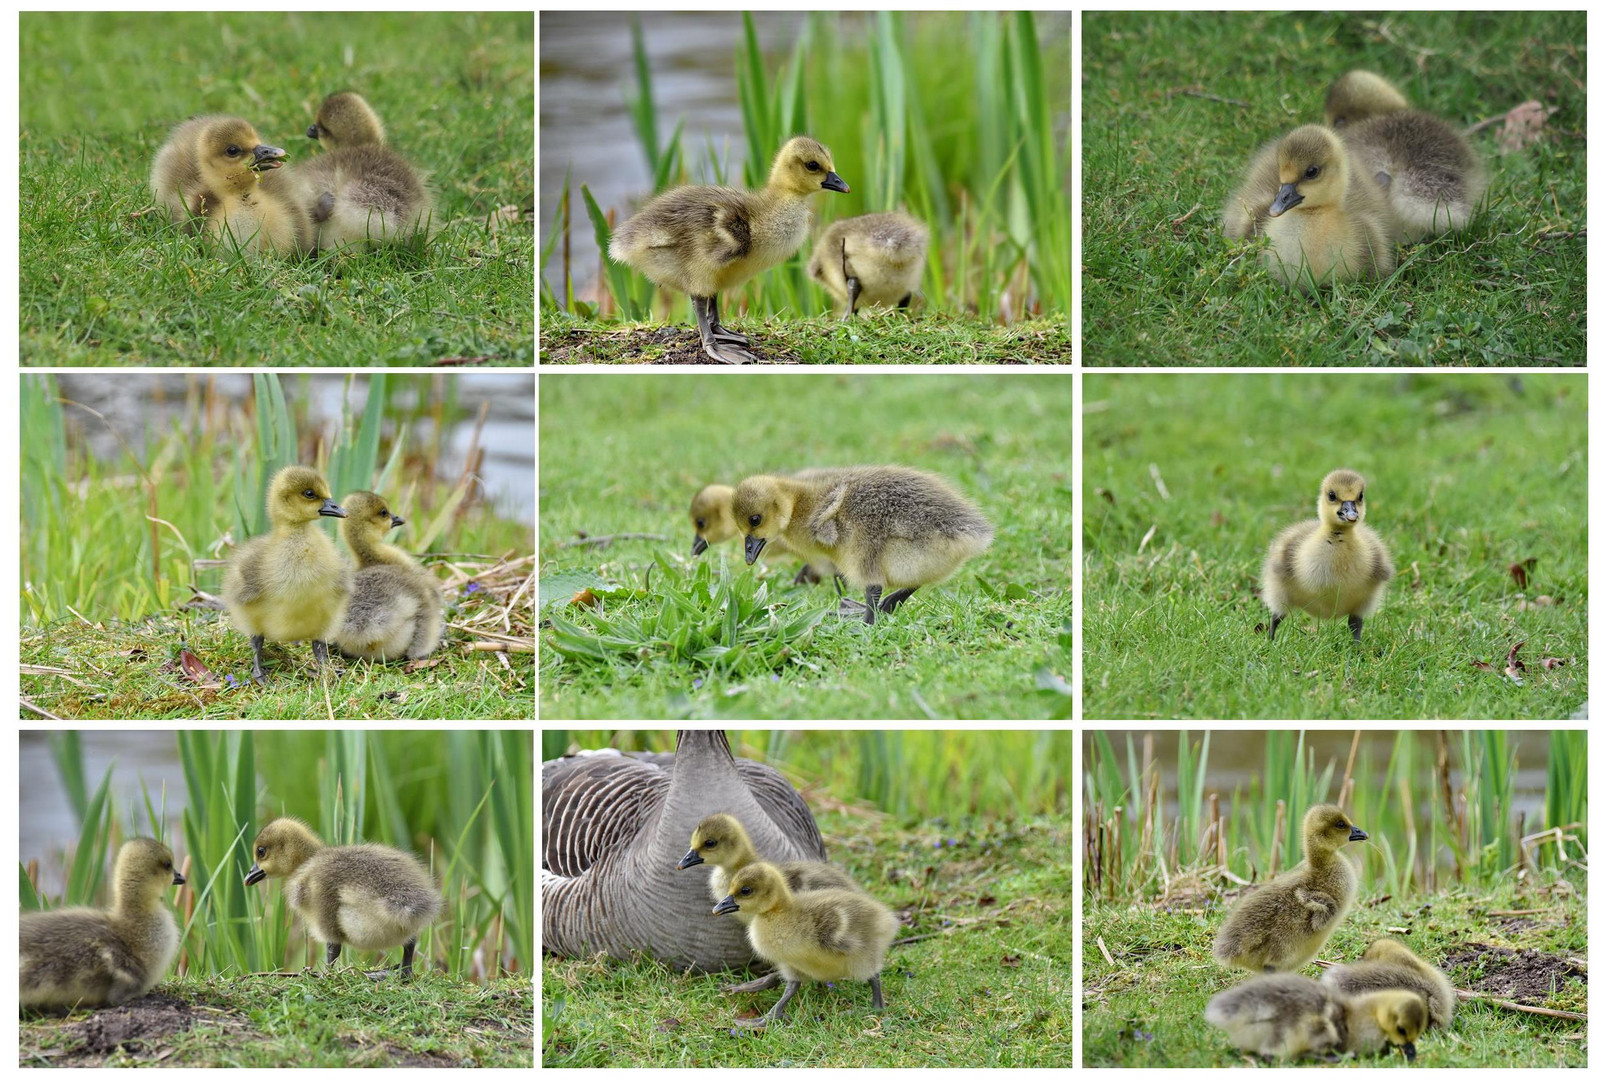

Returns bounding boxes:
[20,839,184,1010]
[331,491,443,662]
[731,466,992,624]
[807,212,929,317]
[1259,125,1398,290]
[609,136,850,364]
[1326,72,1487,242]
[300,92,432,250]
[1206,972,1428,1061]
[223,466,351,683]
[150,115,311,255]
[1262,468,1394,644]
[712,862,897,1028]
[245,818,442,979]
[1214,805,1368,973]
[1323,937,1456,1030]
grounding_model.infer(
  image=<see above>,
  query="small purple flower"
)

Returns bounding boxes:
[465,581,482,593]
[225,674,238,688]
[771,674,780,682]
[692,678,704,690]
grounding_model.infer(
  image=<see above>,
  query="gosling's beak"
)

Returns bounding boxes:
[691,536,709,557]
[1269,182,1303,217]
[711,895,740,916]
[1339,501,1359,523]
[171,871,186,886]
[244,864,266,886]
[306,124,321,141]
[251,144,287,171]
[319,499,348,519]
[1349,825,1369,842]
[390,515,406,530]
[744,535,767,564]
[822,172,850,194]
[677,849,704,870]
[1402,1042,1417,1062]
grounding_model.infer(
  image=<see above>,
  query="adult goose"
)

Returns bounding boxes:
[542,730,827,971]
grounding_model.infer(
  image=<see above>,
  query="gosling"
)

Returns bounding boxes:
[679,813,860,916]
[150,115,311,256]
[731,466,993,625]
[1214,804,1369,974]
[1323,937,1456,1030]
[1262,469,1394,644]
[807,212,929,317]
[712,862,898,1028]
[1260,125,1398,290]
[223,466,351,683]
[299,92,432,250]
[609,135,850,364]
[245,817,442,979]
[690,479,838,586]
[330,491,443,662]
[1206,973,1428,1061]
[20,839,185,1010]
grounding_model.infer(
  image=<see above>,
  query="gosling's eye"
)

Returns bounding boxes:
[1356,492,1364,502]
[1327,491,1337,501]
[256,846,266,858]
[227,145,243,157]
[1304,165,1320,180]
[749,515,761,528]
[303,489,317,499]
[695,518,706,529]
[704,839,718,849]
[805,161,821,172]
[739,885,753,896]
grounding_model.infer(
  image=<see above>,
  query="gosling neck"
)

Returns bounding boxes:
[347,526,409,569]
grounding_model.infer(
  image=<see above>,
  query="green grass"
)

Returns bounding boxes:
[542,811,1068,1067]
[21,12,533,365]
[539,310,1070,363]
[1083,880,1587,1067]
[20,975,530,1067]
[1083,373,1587,720]
[1082,11,1585,365]
[541,12,1070,353]
[538,374,1071,721]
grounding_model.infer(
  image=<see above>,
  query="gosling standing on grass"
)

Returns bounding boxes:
[331,491,443,662]
[223,466,351,683]
[730,466,993,624]
[609,136,850,364]
[244,818,442,979]
[20,839,184,1009]
[1262,469,1394,644]
[1214,805,1368,973]
[711,861,898,1028]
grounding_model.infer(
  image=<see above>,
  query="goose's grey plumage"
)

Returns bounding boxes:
[542,731,826,971]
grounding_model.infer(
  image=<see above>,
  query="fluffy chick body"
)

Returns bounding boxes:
[1206,973,1428,1061]
[1262,468,1394,643]
[1260,125,1398,290]
[20,839,184,1010]
[807,212,929,315]
[151,115,311,256]
[1323,938,1456,1029]
[331,491,443,662]
[1214,805,1369,973]
[679,812,860,924]
[300,93,432,250]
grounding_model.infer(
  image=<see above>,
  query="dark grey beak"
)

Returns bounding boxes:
[822,172,850,193]
[306,124,321,141]
[251,144,287,171]
[319,499,347,519]
[691,536,708,557]
[1348,825,1369,842]
[1402,1042,1416,1062]
[1339,501,1359,523]
[244,864,266,886]
[172,871,186,886]
[677,849,704,870]
[711,895,740,916]
[390,515,406,529]
[744,535,767,564]
[1269,182,1304,216]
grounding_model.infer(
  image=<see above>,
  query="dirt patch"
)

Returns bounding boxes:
[1441,943,1586,1002]
[541,326,801,364]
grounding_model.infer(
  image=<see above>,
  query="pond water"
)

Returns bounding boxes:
[48,373,534,527]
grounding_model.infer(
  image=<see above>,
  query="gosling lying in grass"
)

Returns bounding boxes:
[1323,937,1455,1030]
[20,839,184,1010]
[1206,972,1428,1061]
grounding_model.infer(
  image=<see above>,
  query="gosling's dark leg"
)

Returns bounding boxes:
[708,294,750,346]
[326,942,342,968]
[736,979,802,1028]
[880,587,918,614]
[1349,615,1363,643]
[863,585,882,625]
[844,276,862,319]
[791,564,821,586]
[250,635,267,684]
[870,974,885,1010]
[722,971,782,995]
[400,937,417,979]
[1268,614,1283,642]
[897,293,912,310]
[312,192,335,224]
[693,295,758,364]
[312,639,330,670]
